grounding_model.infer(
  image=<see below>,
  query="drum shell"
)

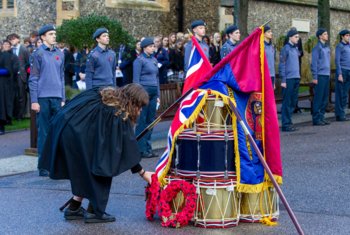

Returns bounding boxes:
[172,138,235,173]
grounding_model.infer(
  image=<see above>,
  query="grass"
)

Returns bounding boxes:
[6,118,31,132]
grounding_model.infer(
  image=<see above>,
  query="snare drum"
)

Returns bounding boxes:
[193,179,240,228]
[240,187,279,223]
[171,129,236,179]
[195,96,232,133]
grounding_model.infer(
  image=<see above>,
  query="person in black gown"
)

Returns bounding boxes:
[42,83,153,223]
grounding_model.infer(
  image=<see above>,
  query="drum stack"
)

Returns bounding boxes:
[167,95,279,228]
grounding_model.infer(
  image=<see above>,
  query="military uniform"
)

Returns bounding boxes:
[220,40,237,59]
[279,29,300,131]
[311,29,331,125]
[85,46,116,89]
[335,29,350,121]
[28,25,65,173]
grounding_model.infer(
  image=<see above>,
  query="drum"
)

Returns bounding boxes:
[240,187,279,223]
[171,129,236,179]
[194,96,232,133]
[193,179,240,228]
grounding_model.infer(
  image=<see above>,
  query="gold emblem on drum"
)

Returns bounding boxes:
[245,93,262,140]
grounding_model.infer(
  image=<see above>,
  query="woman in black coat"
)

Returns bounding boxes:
[42,84,153,223]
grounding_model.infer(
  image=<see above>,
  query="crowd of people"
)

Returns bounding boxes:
[1,18,350,224]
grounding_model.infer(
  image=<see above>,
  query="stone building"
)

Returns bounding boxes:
[0,0,349,43]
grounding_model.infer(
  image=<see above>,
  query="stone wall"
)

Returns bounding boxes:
[0,0,56,40]
[248,0,350,44]
[79,0,178,39]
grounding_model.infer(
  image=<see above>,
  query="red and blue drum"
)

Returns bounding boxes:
[171,129,236,179]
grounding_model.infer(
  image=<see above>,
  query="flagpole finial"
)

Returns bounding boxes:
[260,19,272,29]
[187,29,193,37]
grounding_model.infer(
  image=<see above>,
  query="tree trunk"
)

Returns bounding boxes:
[234,0,249,39]
[318,0,330,39]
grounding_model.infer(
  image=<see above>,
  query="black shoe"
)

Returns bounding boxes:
[141,152,159,159]
[64,207,86,220]
[336,117,350,122]
[313,121,326,126]
[0,130,4,135]
[38,169,49,177]
[282,126,298,132]
[84,211,116,223]
[0,125,4,135]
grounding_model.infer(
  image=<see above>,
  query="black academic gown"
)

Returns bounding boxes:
[0,51,18,123]
[42,88,141,217]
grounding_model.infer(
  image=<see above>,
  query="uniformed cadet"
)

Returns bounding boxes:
[311,28,331,125]
[28,24,65,176]
[85,28,116,89]
[279,28,301,132]
[334,29,350,121]
[184,20,209,73]
[133,37,160,159]
[220,25,240,59]
[264,25,276,89]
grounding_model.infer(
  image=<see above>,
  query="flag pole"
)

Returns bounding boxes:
[136,88,193,141]
[227,99,304,235]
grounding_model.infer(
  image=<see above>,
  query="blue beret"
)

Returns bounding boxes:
[93,28,109,40]
[264,25,271,32]
[316,28,327,37]
[140,37,154,48]
[225,25,239,35]
[191,20,206,29]
[38,24,56,36]
[287,29,299,38]
[339,29,350,36]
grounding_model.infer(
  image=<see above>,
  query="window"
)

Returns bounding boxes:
[56,0,80,25]
[105,0,170,12]
[0,0,17,17]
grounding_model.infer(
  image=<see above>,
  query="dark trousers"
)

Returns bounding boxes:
[13,78,27,119]
[335,69,350,119]
[37,97,61,169]
[312,75,330,123]
[135,86,158,154]
[282,78,300,128]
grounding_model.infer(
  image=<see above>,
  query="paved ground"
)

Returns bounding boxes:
[1,109,350,234]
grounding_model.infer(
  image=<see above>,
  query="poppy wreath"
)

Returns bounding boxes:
[159,180,197,228]
[145,174,161,221]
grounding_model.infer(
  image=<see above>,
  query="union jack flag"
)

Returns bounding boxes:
[155,89,207,180]
[182,36,212,94]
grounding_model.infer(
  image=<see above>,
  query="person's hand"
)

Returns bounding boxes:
[157,98,160,103]
[31,103,40,113]
[312,79,318,85]
[338,74,343,83]
[281,82,287,88]
[142,171,154,184]
[61,102,65,107]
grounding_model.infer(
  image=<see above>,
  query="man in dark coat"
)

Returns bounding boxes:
[0,48,19,134]
[7,33,30,120]
[42,84,152,223]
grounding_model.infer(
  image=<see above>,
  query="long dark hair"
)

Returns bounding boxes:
[100,84,149,123]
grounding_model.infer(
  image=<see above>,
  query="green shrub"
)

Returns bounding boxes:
[56,14,135,49]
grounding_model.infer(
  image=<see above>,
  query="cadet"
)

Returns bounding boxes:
[85,28,116,89]
[28,24,65,176]
[279,28,300,132]
[220,25,240,59]
[311,28,331,125]
[133,37,160,159]
[264,25,276,89]
[334,29,350,121]
[184,20,209,73]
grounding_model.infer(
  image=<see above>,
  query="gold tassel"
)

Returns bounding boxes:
[260,216,278,226]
